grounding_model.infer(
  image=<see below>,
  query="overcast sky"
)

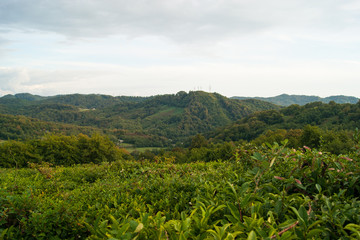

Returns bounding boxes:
[1,0,360,97]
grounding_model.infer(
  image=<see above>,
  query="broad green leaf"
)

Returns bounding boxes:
[307,229,323,238]
[315,184,322,193]
[247,230,257,240]
[290,207,305,227]
[134,223,143,233]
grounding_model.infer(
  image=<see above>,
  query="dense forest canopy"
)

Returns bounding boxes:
[1,91,360,239]
[0,91,279,146]
[232,94,359,106]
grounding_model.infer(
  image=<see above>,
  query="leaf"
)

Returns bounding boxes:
[281,139,289,146]
[265,142,273,149]
[247,230,257,240]
[227,182,238,197]
[345,223,360,237]
[306,229,323,238]
[227,203,241,222]
[270,157,276,168]
[315,184,322,193]
[295,179,302,185]
[134,223,143,233]
[308,220,323,230]
[290,207,305,227]
[252,152,263,161]
[298,206,308,227]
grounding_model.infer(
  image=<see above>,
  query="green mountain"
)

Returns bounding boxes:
[0,113,168,146]
[232,94,359,106]
[0,113,101,140]
[1,93,147,108]
[2,93,46,101]
[0,91,279,145]
[209,101,360,142]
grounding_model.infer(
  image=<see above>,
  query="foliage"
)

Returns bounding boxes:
[0,134,127,167]
[0,113,101,141]
[0,91,279,146]
[0,141,360,239]
[210,101,360,154]
[232,94,359,106]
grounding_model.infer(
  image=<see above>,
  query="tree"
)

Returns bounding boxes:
[300,125,322,148]
[190,134,208,149]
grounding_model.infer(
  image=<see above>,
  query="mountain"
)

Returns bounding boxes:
[0,93,147,108]
[231,94,359,106]
[209,101,360,142]
[0,113,168,146]
[1,93,46,101]
[0,113,101,140]
[0,91,279,145]
[101,91,280,139]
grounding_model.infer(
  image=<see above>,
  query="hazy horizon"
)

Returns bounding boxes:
[1,1,360,98]
[1,91,359,100]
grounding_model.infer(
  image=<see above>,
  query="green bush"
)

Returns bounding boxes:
[0,134,127,167]
[1,140,360,239]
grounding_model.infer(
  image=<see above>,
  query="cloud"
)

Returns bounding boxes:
[0,36,11,56]
[0,67,31,92]
[1,0,360,98]
[1,59,360,97]
[1,0,358,43]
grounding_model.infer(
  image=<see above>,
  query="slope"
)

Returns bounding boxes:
[0,91,280,145]
[232,94,359,106]
[209,101,360,142]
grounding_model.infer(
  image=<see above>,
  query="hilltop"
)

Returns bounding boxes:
[232,94,359,106]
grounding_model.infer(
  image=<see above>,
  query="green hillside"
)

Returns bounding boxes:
[209,101,360,143]
[0,113,168,147]
[0,91,279,145]
[232,94,359,106]
[0,113,102,140]
[1,93,360,239]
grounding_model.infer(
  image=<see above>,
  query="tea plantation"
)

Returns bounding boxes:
[1,139,360,239]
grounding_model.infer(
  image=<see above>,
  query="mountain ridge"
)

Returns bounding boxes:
[231,94,359,106]
[0,91,279,146]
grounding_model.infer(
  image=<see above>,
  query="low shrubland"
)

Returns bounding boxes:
[1,138,360,239]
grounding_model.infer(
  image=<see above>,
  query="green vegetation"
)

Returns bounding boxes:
[210,101,360,153]
[0,91,279,146]
[0,113,102,140]
[0,134,127,168]
[1,92,360,239]
[1,139,360,239]
[232,94,359,106]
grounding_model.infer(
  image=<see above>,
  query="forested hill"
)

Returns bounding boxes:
[1,93,148,109]
[0,113,168,146]
[0,113,102,140]
[0,91,279,145]
[232,94,359,106]
[102,91,280,139]
[209,101,360,143]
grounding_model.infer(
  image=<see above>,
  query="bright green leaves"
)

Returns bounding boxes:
[1,142,360,239]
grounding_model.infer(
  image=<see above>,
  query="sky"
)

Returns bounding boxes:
[1,0,360,98]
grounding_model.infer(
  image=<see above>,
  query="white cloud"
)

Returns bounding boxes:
[0,0,360,97]
[0,0,358,43]
[1,59,360,97]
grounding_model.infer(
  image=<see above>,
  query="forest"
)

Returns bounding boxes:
[1,91,360,239]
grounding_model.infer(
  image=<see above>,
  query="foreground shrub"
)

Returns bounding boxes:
[0,143,359,239]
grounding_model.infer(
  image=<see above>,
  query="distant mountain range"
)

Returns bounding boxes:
[231,94,359,106]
